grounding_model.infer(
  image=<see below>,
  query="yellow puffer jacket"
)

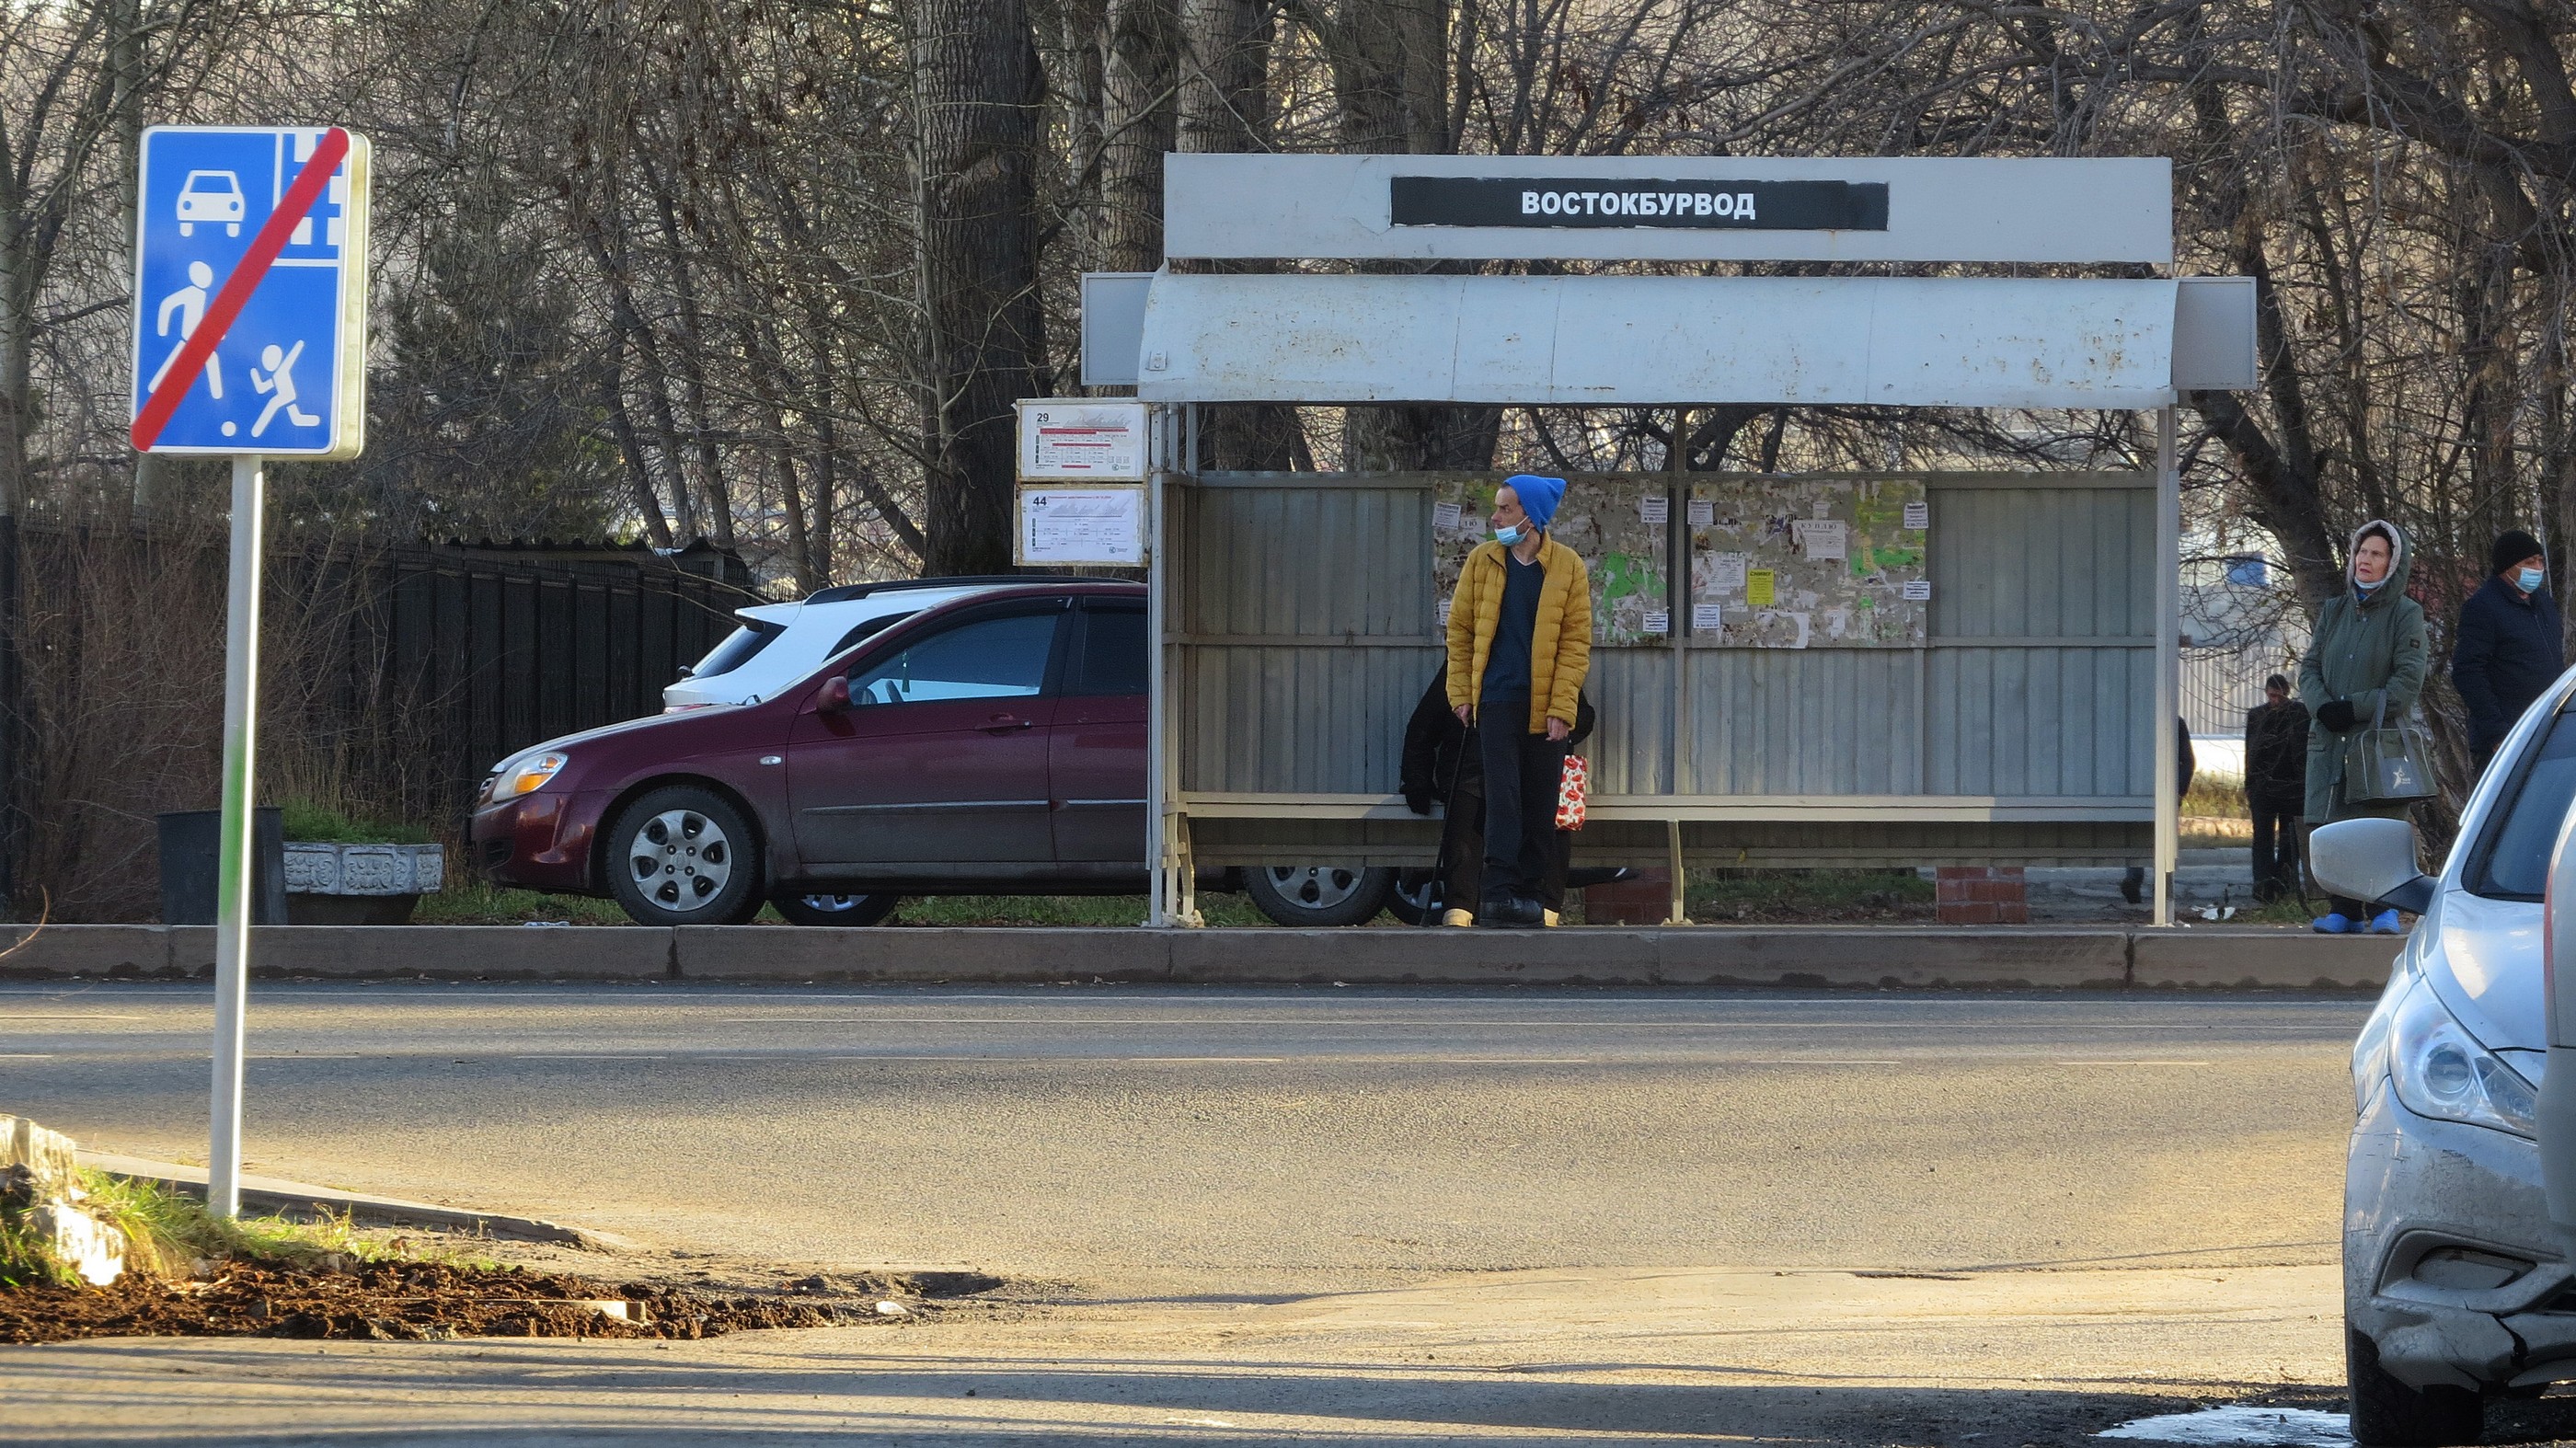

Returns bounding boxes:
[1444,536,1593,734]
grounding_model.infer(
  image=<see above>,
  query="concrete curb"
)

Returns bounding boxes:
[75,1151,628,1249]
[0,923,2393,991]
[173,925,675,982]
[2131,927,2398,990]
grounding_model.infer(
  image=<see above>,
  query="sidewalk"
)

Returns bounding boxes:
[0,921,2398,989]
[2,1264,2344,1446]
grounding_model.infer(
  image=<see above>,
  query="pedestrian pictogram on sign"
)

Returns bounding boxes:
[129,125,370,457]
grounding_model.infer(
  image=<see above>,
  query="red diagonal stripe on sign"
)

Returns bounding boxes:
[131,127,350,452]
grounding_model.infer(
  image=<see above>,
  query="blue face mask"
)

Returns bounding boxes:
[2519,567,2547,592]
[1495,523,1526,546]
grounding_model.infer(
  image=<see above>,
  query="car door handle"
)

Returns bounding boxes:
[982,715,1037,733]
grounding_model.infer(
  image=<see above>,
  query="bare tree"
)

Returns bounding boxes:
[914,0,1046,574]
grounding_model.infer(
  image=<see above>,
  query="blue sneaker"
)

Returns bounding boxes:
[2312,913,2353,934]
[2369,910,2406,935]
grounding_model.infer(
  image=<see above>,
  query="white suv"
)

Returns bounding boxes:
[661,577,1036,711]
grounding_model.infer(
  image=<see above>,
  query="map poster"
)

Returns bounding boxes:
[1688,476,1929,648]
[1431,474,1671,647]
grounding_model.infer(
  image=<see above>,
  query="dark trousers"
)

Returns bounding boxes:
[1441,779,1571,917]
[1477,690,1568,902]
[2248,796,2301,902]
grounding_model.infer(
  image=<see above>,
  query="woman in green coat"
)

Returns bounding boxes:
[2297,519,2428,935]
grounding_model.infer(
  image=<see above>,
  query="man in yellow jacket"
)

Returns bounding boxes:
[1444,474,1592,927]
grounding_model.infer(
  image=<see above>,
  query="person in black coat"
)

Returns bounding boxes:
[2453,528,2564,775]
[1401,665,1593,925]
[2244,674,2309,902]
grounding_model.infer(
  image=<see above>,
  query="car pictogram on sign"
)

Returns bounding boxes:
[177,169,244,236]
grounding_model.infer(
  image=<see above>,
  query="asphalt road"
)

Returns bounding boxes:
[2,983,2370,1291]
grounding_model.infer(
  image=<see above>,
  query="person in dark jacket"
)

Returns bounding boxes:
[2122,721,2196,906]
[2301,519,2428,935]
[1402,665,1593,925]
[2244,674,2309,902]
[2452,527,2563,775]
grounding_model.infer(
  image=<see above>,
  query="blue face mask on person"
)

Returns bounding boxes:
[2520,566,2547,592]
[1495,523,1526,546]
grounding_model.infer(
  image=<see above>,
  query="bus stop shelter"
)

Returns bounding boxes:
[1078,155,2259,928]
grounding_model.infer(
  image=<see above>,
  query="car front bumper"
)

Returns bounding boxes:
[467,789,605,894]
[2348,1077,2576,1390]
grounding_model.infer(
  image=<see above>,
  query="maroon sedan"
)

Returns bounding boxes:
[472,580,1172,925]
[475,578,1412,926]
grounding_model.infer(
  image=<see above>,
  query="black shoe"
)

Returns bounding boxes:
[1481,892,1544,928]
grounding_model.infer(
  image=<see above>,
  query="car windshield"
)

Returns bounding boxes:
[688,619,785,682]
[2468,710,2576,900]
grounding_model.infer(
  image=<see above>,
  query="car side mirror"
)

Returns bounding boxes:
[815,676,852,713]
[2309,817,2435,915]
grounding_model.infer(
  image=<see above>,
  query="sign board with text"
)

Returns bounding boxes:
[1016,399,1148,480]
[1016,485,1146,567]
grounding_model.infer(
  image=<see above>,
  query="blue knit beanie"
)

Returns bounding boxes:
[1504,474,1567,530]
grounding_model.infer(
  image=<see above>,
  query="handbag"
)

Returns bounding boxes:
[1555,753,1589,831]
[2341,693,2437,805]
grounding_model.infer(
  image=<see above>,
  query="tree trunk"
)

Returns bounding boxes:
[914,0,1045,576]
[1178,0,1269,153]
[1176,0,1299,469]
[1099,0,1176,274]
[1317,0,1495,474]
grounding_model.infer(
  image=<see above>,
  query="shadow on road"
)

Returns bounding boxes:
[6,1338,2393,1446]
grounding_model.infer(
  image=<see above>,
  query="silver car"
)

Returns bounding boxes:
[2316,669,2576,1445]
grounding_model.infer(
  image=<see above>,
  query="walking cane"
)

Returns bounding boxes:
[1418,711,1472,929]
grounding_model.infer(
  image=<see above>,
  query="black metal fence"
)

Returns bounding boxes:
[367,540,755,808]
[0,523,756,920]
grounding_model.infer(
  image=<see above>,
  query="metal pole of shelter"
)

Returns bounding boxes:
[2152,408,2180,928]
[1145,405,1173,927]
[208,453,264,1219]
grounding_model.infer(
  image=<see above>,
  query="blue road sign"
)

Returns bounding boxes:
[129,126,370,457]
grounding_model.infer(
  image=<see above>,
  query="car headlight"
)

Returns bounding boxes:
[2387,976,2537,1138]
[487,752,569,802]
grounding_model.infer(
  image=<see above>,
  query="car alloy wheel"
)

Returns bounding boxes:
[770,890,901,927]
[1242,864,1397,927]
[1271,866,1362,911]
[630,807,735,913]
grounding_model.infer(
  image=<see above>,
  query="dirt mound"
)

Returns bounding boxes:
[0,1258,914,1345]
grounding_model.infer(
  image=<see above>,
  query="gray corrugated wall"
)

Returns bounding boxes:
[1177,474,2150,801]
[1682,649,1922,794]
[1583,649,1673,794]
[1178,478,1439,794]
[1923,482,2153,797]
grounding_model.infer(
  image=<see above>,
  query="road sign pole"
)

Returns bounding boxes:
[208,452,264,1220]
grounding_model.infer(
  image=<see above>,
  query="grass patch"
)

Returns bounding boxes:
[1684,868,1933,924]
[2184,776,2248,819]
[0,1215,76,1289]
[0,1172,489,1287]
[415,885,1289,927]
[890,893,1273,927]
[278,799,433,845]
[413,879,635,925]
